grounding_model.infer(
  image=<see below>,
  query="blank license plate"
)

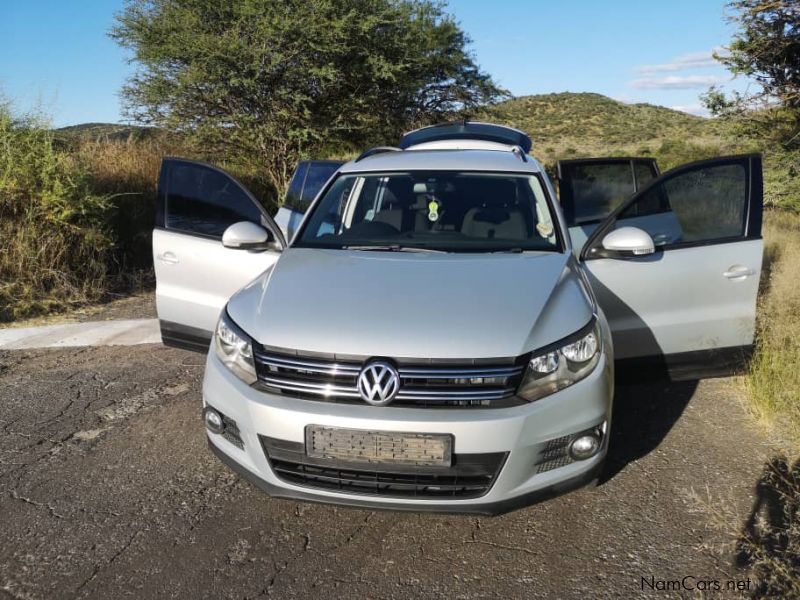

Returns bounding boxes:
[306,426,452,467]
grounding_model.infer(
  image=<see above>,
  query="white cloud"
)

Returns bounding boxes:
[630,74,728,90]
[635,50,721,74]
[669,104,710,117]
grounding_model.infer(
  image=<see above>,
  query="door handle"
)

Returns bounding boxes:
[723,265,754,280]
[157,252,179,265]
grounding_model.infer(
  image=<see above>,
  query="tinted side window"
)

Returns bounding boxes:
[165,163,262,238]
[284,162,309,213]
[300,162,340,211]
[618,163,747,245]
[634,162,657,188]
[565,163,637,225]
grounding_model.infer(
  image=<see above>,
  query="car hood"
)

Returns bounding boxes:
[227,248,593,359]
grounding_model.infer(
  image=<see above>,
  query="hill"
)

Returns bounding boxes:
[56,122,158,142]
[483,92,741,170]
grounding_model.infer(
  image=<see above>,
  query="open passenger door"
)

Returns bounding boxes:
[273,160,343,241]
[154,158,286,351]
[577,154,763,379]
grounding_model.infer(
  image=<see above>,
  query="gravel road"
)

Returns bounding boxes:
[0,343,780,599]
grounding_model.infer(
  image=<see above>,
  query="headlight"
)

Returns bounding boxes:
[214,310,257,385]
[517,319,601,402]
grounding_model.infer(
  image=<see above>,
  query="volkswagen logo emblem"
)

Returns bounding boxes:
[357,361,400,406]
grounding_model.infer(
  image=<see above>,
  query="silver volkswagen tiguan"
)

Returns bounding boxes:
[152,122,763,514]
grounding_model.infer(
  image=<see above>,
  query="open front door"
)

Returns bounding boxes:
[557,157,660,252]
[580,154,763,379]
[273,160,343,242]
[154,158,286,352]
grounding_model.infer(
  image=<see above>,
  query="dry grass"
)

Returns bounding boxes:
[745,211,800,444]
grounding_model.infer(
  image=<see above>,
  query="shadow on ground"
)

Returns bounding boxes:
[736,455,800,597]
[602,379,698,483]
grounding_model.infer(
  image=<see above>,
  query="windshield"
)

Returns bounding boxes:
[294,171,560,252]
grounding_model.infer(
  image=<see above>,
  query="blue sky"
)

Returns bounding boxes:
[0,0,753,127]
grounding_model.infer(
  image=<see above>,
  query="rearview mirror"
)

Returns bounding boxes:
[222,221,275,251]
[600,226,655,257]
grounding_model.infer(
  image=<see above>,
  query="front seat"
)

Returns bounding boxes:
[461,180,527,240]
[373,178,414,231]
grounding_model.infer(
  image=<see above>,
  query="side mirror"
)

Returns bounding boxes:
[600,226,655,257]
[222,221,275,251]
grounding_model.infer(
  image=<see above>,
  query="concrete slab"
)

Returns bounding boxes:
[0,319,161,350]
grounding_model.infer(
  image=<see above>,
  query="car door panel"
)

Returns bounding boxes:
[585,239,762,358]
[154,229,279,348]
[154,158,285,351]
[580,154,763,379]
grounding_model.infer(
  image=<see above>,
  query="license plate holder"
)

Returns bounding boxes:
[305,425,453,467]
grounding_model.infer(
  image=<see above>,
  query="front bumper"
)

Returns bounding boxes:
[202,350,613,515]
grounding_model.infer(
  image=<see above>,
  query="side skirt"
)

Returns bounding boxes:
[616,345,754,382]
[160,320,212,354]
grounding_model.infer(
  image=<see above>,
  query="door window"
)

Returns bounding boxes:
[284,161,342,214]
[164,162,264,238]
[558,158,659,227]
[616,162,749,247]
[284,162,309,212]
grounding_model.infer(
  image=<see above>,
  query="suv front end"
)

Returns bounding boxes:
[202,142,614,514]
[203,311,612,514]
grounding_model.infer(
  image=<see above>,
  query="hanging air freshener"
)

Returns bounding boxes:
[427,199,440,222]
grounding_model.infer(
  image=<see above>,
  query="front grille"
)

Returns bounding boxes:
[253,347,527,408]
[261,436,507,499]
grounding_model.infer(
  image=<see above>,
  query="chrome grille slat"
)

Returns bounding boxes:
[254,353,361,375]
[396,389,513,400]
[254,349,526,407]
[260,376,362,398]
[398,366,523,378]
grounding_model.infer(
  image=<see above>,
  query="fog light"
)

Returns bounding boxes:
[569,434,600,460]
[203,407,224,434]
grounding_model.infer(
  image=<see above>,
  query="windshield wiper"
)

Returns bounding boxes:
[341,245,447,253]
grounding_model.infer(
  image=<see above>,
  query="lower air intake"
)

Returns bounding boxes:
[261,436,506,499]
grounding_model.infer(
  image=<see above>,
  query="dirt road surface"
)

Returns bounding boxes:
[0,344,780,599]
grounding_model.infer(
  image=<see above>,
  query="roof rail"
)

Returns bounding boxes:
[354,146,402,162]
[511,146,528,162]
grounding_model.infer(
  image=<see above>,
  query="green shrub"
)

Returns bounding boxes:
[0,105,112,320]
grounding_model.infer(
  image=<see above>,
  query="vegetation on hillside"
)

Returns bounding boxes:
[485,92,799,211]
[487,92,727,164]
[56,122,158,142]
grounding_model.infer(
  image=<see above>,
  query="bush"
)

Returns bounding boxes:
[0,105,112,320]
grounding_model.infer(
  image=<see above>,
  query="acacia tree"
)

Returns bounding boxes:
[111,0,506,191]
[703,0,799,144]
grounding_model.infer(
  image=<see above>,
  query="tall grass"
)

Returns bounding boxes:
[745,211,800,443]
[74,136,178,276]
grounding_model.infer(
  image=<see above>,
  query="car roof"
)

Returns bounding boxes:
[338,149,544,175]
